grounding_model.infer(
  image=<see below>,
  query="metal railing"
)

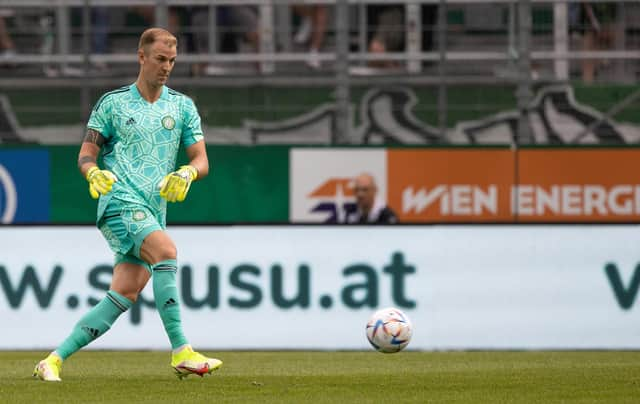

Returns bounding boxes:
[0,0,637,144]
[0,0,635,74]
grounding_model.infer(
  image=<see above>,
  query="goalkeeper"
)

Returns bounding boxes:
[34,28,221,382]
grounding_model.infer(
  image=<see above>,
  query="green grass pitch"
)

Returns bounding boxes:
[2,351,639,403]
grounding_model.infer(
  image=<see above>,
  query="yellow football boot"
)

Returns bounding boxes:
[33,354,62,382]
[171,345,222,379]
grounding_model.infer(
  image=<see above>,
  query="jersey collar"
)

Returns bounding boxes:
[130,83,169,103]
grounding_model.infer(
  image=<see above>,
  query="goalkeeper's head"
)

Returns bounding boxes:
[137,27,177,88]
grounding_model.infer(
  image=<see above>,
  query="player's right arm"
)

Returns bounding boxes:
[78,128,117,199]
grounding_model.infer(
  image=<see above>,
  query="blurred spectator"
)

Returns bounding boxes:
[421,5,438,55]
[346,173,398,224]
[292,4,327,69]
[91,7,110,72]
[188,6,260,76]
[220,6,260,53]
[130,6,180,35]
[126,5,260,76]
[0,14,16,65]
[42,8,112,77]
[576,2,618,83]
[364,5,437,70]
[367,5,404,68]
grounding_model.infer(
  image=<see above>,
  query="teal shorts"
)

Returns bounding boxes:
[97,201,162,273]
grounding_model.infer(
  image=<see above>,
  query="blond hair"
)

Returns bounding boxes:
[138,28,177,53]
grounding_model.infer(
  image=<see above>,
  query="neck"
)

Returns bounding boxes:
[135,77,162,103]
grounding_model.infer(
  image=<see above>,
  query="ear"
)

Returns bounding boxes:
[138,48,145,65]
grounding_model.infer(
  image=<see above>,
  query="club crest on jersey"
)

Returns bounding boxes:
[161,116,176,130]
[133,210,147,221]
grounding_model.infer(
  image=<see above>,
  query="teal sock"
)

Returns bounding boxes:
[55,290,132,360]
[153,259,188,349]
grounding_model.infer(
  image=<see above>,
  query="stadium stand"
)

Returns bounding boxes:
[0,1,639,146]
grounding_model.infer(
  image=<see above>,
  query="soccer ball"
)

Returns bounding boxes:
[365,307,413,353]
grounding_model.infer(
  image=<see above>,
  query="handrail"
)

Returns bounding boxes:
[4,50,640,66]
[0,0,624,6]
[0,0,635,127]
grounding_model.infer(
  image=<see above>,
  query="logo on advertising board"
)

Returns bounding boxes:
[387,149,640,222]
[290,149,386,222]
[388,149,515,222]
[0,150,50,223]
[516,150,640,222]
[0,163,17,223]
[3,226,640,350]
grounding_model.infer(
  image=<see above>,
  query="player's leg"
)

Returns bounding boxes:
[140,230,187,349]
[140,230,222,377]
[54,261,148,359]
[35,203,146,382]
[34,261,148,381]
[110,258,152,301]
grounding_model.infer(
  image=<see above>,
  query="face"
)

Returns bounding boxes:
[354,175,376,211]
[139,38,177,88]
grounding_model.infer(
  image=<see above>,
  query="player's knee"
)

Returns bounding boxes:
[119,290,139,303]
[155,243,177,261]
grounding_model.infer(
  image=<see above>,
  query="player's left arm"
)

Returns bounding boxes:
[159,96,209,202]
[184,140,209,181]
[159,140,209,203]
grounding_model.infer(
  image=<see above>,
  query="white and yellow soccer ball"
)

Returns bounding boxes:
[365,307,413,353]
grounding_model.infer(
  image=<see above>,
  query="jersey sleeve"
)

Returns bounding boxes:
[87,94,113,139]
[181,96,204,147]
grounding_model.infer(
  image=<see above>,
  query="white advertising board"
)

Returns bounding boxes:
[1,226,639,350]
[289,149,386,222]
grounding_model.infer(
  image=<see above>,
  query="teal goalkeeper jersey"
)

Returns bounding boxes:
[87,83,204,225]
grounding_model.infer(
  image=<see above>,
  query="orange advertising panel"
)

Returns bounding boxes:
[387,149,515,222]
[518,149,640,222]
[388,148,640,223]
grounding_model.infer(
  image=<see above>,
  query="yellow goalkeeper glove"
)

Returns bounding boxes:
[158,165,198,203]
[86,166,118,199]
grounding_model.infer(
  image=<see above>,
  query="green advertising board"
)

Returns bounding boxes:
[48,145,289,224]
